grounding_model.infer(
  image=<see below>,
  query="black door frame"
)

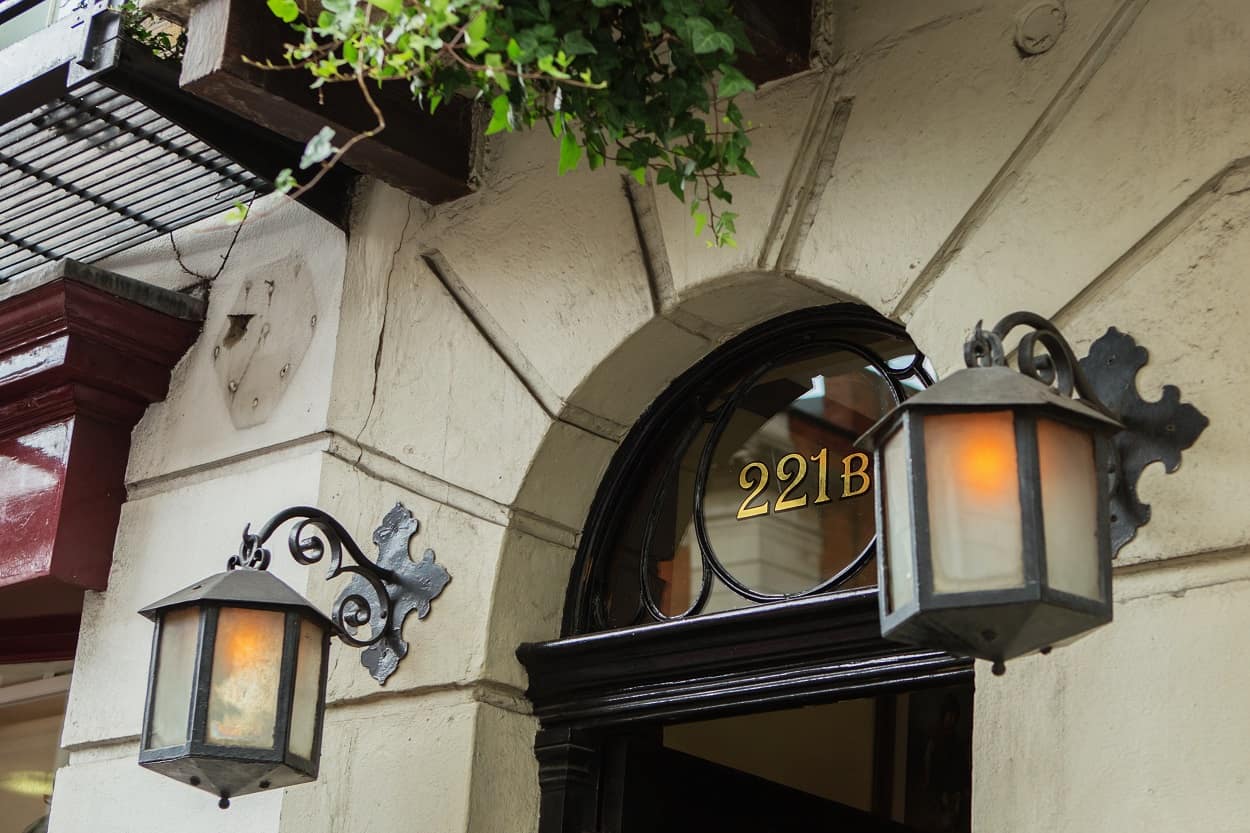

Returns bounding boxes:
[517,304,973,833]
[519,590,972,833]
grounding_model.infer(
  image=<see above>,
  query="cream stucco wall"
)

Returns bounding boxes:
[44,1,1250,832]
[46,195,347,833]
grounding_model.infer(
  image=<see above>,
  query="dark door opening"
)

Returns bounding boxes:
[603,685,972,833]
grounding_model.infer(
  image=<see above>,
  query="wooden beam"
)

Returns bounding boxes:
[0,673,72,706]
[0,615,79,666]
[178,0,477,204]
[102,39,356,229]
[736,0,814,85]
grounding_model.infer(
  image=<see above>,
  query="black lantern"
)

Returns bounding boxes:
[137,504,451,807]
[138,569,332,807]
[857,313,1145,674]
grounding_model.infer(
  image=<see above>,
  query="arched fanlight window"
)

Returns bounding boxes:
[567,305,933,635]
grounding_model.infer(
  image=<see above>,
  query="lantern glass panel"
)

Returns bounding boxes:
[147,606,200,750]
[924,411,1025,593]
[287,617,325,761]
[882,427,915,613]
[1038,418,1102,600]
[206,607,285,748]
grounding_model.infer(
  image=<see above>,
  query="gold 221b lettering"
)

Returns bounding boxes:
[736,450,870,521]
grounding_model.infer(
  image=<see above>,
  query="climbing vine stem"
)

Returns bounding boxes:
[258,0,759,246]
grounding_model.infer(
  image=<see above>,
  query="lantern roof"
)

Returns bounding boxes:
[857,365,1122,451]
[138,569,333,629]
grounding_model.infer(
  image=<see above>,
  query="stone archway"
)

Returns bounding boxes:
[486,270,895,678]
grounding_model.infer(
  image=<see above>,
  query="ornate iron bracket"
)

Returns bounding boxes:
[968,312,1209,557]
[228,502,451,684]
[1079,328,1209,555]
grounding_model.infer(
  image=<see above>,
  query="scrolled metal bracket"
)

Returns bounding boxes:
[227,502,451,685]
[969,312,1209,558]
[1079,328,1210,556]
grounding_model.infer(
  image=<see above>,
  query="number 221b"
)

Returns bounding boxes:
[736,450,871,521]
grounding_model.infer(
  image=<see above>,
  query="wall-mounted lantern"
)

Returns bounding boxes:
[137,503,450,808]
[137,570,331,807]
[858,312,1207,674]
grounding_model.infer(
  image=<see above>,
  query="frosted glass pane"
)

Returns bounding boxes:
[207,608,284,748]
[925,412,1025,593]
[1039,419,1101,600]
[287,618,325,760]
[148,607,200,749]
[883,428,914,612]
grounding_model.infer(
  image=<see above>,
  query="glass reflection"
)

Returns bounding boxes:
[601,341,922,627]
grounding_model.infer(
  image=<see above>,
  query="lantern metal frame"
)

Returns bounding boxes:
[137,569,334,807]
[871,407,1117,665]
[860,311,1208,672]
[137,502,450,807]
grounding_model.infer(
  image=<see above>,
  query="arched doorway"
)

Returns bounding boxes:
[519,304,973,833]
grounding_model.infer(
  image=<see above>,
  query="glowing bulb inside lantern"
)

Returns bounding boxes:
[956,426,1016,497]
[207,608,284,747]
[922,411,1026,593]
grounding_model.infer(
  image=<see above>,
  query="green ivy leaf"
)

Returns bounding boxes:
[562,30,597,56]
[266,0,299,23]
[486,94,513,135]
[716,65,755,99]
[537,53,571,79]
[465,12,489,57]
[692,211,707,237]
[687,17,734,55]
[366,0,401,16]
[224,201,250,224]
[558,129,582,175]
[299,126,336,169]
[656,167,686,202]
[274,168,298,193]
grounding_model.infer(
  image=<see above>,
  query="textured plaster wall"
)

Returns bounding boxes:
[309,2,1249,832]
[47,196,347,833]
[50,1,1250,832]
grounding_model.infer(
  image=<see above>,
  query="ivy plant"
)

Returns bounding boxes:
[260,0,760,246]
[120,0,187,61]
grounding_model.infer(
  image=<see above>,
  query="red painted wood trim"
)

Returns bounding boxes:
[0,613,81,663]
[0,260,204,597]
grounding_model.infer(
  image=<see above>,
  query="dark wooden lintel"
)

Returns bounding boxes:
[178,0,476,205]
[520,589,972,731]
